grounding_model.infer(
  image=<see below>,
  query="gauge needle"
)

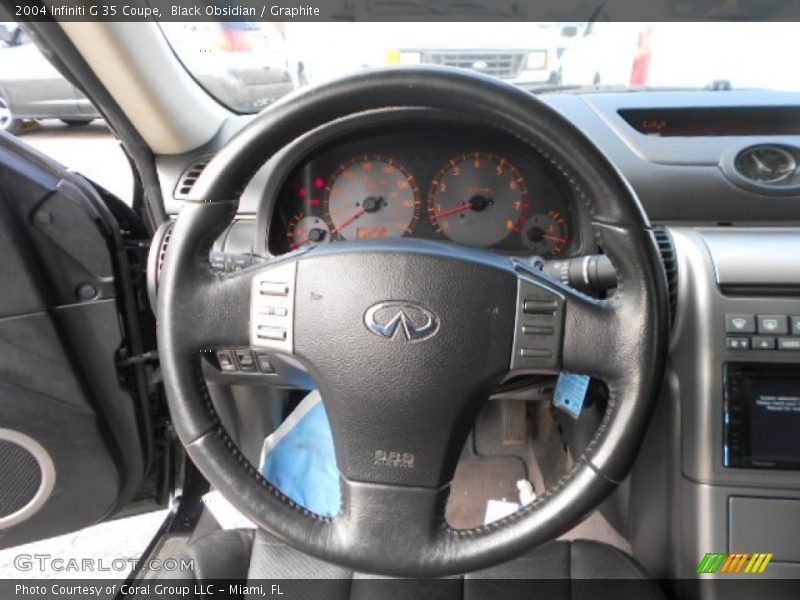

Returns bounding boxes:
[752,154,770,173]
[543,235,566,243]
[331,206,367,234]
[433,203,474,220]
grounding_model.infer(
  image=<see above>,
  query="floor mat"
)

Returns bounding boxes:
[446,453,527,529]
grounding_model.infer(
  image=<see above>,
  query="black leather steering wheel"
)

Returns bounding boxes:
[157,67,669,577]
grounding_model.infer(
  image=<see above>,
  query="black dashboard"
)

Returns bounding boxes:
[266,126,583,258]
[157,89,800,230]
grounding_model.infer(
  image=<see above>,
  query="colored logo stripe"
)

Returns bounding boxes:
[697,553,725,573]
[719,554,736,573]
[697,553,773,574]
[745,553,773,574]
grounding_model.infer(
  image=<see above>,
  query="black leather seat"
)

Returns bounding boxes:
[160,529,665,600]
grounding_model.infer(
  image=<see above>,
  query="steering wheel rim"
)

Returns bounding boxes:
[157,67,669,577]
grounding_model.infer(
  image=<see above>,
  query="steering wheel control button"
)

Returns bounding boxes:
[260,281,290,297]
[521,325,555,336]
[511,278,564,372]
[523,299,559,315]
[251,262,296,353]
[752,336,776,350]
[253,351,275,373]
[778,338,800,351]
[257,326,287,341]
[726,337,750,350]
[520,348,553,359]
[216,350,237,372]
[725,314,756,334]
[259,306,289,317]
[235,350,257,372]
[757,315,788,334]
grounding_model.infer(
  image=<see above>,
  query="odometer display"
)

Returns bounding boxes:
[427,152,530,247]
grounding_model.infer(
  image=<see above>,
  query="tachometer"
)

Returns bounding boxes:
[323,155,420,240]
[427,152,529,247]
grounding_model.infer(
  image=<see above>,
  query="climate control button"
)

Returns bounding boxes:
[757,315,788,334]
[725,314,755,333]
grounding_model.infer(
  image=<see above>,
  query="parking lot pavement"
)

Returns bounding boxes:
[16,120,134,206]
[0,509,168,579]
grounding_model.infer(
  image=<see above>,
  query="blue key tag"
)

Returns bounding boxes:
[553,372,591,419]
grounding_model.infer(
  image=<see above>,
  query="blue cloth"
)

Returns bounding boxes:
[259,393,341,517]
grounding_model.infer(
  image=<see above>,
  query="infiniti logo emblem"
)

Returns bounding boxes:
[364,301,439,342]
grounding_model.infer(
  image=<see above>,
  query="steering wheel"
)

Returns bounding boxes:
[157,67,669,577]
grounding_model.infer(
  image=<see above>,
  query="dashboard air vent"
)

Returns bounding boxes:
[155,222,174,283]
[654,227,678,325]
[174,156,212,199]
[146,221,175,311]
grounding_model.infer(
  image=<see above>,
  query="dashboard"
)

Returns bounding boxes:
[266,126,583,257]
[155,88,800,584]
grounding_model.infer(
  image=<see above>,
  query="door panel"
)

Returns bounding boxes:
[0,133,159,548]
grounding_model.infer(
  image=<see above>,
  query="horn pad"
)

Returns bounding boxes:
[292,242,517,487]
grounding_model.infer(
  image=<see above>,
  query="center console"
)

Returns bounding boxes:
[662,228,800,589]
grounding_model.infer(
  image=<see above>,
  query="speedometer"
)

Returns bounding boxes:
[427,152,530,247]
[323,155,421,240]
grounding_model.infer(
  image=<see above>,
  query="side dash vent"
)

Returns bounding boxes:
[146,220,175,311]
[174,156,212,199]
[654,227,678,325]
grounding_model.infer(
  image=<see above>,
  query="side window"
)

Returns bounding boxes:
[0,21,133,205]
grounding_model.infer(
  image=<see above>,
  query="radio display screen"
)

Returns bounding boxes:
[725,363,800,470]
[749,378,800,466]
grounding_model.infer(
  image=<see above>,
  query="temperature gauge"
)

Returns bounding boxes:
[286,214,330,249]
[521,211,569,255]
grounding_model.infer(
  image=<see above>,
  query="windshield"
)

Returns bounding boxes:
[159,21,800,113]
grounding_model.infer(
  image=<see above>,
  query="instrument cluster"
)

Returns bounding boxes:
[268,130,580,257]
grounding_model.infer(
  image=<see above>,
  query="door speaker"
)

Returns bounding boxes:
[0,429,55,529]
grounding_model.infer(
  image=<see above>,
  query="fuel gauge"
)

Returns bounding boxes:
[521,211,569,255]
[286,213,330,250]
